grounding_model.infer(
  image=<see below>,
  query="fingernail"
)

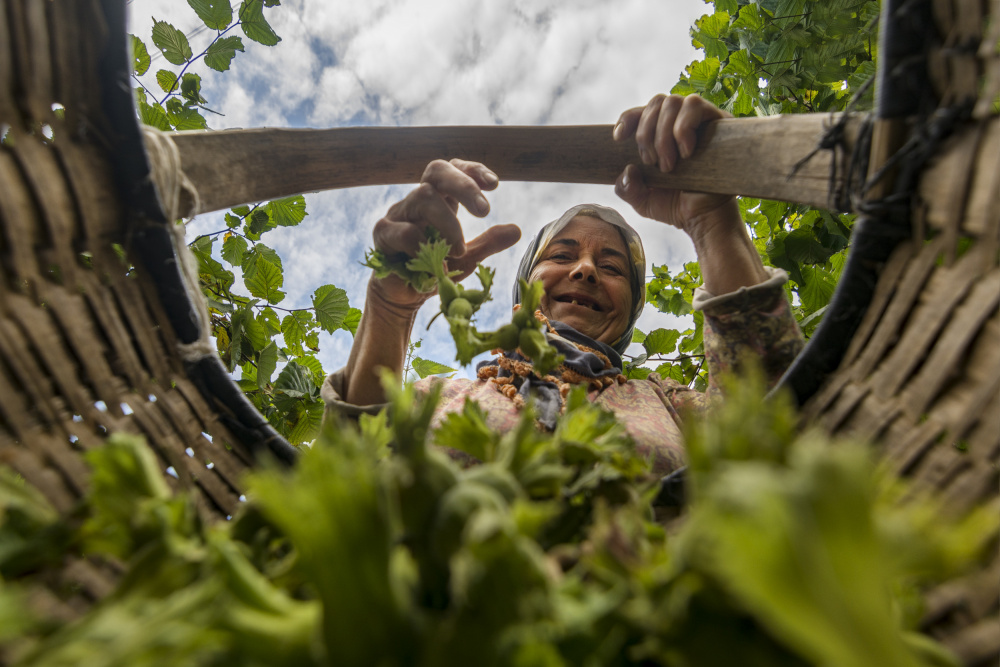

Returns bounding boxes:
[483,170,499,186]
[679,141,692,160]
[475,194,490,215]
[613,122,624,141]
[621,169,630,190]
[639,147,653,165]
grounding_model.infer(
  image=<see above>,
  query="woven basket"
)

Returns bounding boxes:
[0,0,996,661]
[0,0,295,620]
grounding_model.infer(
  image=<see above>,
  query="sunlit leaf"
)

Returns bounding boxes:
[411,357,456,379]
[151,20,192,65]
[221,235,248,265]
[281,311,313,353]
[239,0,281,46]
[313,285,349,333]
[135,89,172,131]
[187,0,233,30]
[155,69,178,93]
[340,308,362,336]
[205,35,246,72]
[130,35,151,75]
[266,195,307,227]
[245,256,285,304]
[643,328,680,356]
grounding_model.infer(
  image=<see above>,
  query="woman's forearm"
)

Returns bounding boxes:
[342,278,420,406]
[688,198,769,296]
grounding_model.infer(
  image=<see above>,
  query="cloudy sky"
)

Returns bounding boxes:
[128,0,709,378]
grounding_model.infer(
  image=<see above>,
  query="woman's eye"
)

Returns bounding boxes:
[602,265,623,274]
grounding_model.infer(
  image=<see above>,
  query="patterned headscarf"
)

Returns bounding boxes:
[511,203,646,355]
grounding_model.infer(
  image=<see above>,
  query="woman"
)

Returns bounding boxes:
[323,95,803,473]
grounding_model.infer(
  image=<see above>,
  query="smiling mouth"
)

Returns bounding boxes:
[555,295,602,312]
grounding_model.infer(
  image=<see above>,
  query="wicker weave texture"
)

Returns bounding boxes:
[802,0,999,662]
[0,0,255,617]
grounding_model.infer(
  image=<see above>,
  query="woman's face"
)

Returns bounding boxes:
[528,215,632,345]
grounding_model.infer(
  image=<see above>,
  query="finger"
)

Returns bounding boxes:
[377,182,466,255]
[653,95,684,172]
[373,215,429,258]
[634,94,666,166]
[674,94,731,159]
[448,158,500,192]
[421,159,493,217]
[447,224,522,279]
[402,182,467,254]
[613,106,643,141]
[614,163,653,216]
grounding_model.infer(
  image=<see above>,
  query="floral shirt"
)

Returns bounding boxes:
[322,268,803,476]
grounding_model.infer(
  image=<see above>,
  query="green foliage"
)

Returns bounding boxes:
[365,236,565,374]
[2,378,993,665]
[635,0,880,384]
[130,0,355,445]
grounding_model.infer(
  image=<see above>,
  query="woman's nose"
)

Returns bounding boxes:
[570,255,598,283]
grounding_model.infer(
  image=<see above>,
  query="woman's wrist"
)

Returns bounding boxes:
[687,198,769,294]
[366,275,427,324]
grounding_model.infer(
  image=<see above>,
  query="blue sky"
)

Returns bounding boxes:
[128,0,708,379]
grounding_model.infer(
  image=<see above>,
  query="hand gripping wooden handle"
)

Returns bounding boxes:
[163,113,861,217]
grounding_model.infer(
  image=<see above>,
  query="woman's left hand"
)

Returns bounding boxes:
[612,94,736,238]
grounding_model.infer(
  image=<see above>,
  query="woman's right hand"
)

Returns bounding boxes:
[368,158,521,315]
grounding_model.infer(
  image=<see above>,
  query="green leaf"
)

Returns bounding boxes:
[205,35,246,72]
[151,20,193,65]
[288,400,324,444]
[294,355,326,386]
[135,89,172,131]
[631,327,646,344]
[432,399,497,462]
[225,213,242,228]
[165,98,208,130]
[688,57,721,93]
[273,361,316,398]
[411,357,456,379]
[239,0,281,46]
[257,341,278,390]
[312,285,349,333]
[237,304,268,351]
[281,311,313,353]
[784,227,836,265]
[258,307,281,336]
[248,208,274,236]
[340,308,362,336]
[266,195,307,227]
[187,0,233,30]
[245,256,285,304]
[129,35,151,75]
[221,235,248,266]
[643,328,681,356]
[180,73,207,105]
[799,266,837,314]
[232,205,252,217]
[155,69,178,94]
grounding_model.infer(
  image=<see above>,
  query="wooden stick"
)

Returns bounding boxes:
[164,113,863,217]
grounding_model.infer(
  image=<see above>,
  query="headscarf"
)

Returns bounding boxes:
[511,203,646,356]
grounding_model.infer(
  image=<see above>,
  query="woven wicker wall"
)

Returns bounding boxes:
[801,0,999,662]
[0,0,256,619]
